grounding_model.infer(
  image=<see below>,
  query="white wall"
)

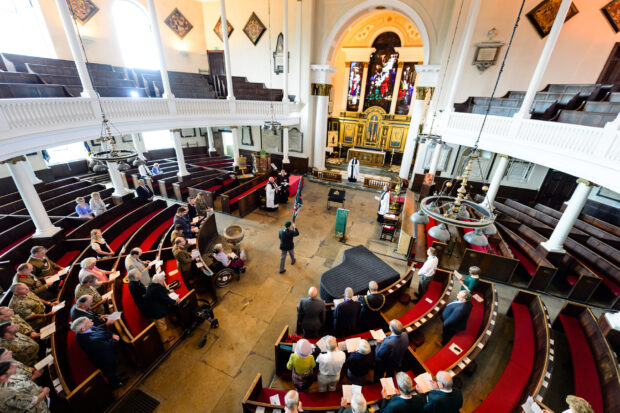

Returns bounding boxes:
[588,187,620,208]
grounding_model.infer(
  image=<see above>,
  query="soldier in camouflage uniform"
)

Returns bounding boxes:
[0,360,50,413]
[12,264,52,300]
[0,323,40,367]
[74,275,105,315]
[0,347,42,381]
[8,283,55,330]
[27,246,62,279]
[0,307,39,340]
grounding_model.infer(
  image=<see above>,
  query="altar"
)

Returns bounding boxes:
[347,148,386,167]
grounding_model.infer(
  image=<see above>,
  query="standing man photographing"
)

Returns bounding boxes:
[279,221,299,274]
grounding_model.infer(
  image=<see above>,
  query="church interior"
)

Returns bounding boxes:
[0,0,618,412]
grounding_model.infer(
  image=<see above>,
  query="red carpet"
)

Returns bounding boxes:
[56,250,80,267]
[108,210,162,252]
[122,281,150,337]
[140,218,173,252]
[100,209,137,232]
[508,245,537,276]
[398,280,443,326]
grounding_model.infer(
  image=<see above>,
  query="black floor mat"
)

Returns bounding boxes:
[109,390,160,413]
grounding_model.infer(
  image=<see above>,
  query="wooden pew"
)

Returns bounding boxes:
[157,169,220,200]
[0,180,92,214]
[187,175,238,207]
[578,213,620,238]
[0,177,77,207]
[123,203,179,253]
[553,303,620,413]
[46,188,114,217]
[312,169,342,182]
[66,198,142,239]
[171,170,227,201]
[11,183,106,216]
[217,176,269,216]
[474,290,553,412]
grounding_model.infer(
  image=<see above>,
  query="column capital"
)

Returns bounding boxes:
[230,126,239,129]
[497,154,510,159]
[415,86,434,101]
[282,125,290,129]
[310,65,337,84]
[311,83,332,96]
[576,178,592,186]
[413,64,440,87]
[0,156,27,165]
[171,128,182,133]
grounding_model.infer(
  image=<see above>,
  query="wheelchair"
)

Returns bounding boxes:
[207,253,241,288]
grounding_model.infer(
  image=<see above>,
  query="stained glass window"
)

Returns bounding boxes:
[346,62,363,111]
[395,63,417,115]
[363,50,399,112]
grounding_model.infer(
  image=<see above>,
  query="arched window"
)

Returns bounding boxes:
[0,0,55,57]
[113,0,158,69]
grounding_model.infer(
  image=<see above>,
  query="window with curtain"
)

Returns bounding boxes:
[142,130,172,150]
[47,142,89,165]
[0,0,55,58]
[113,0,158,69]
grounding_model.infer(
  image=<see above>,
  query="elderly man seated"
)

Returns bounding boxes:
[423,371,463,413]
[0,322,39,367]
[339,393,369,413]
[0,360,50,413]
[380,371,424,412]
[12,263,52,300]
[374,319,409,382]
[71,317,124,389]
[0,307,39,340]
[9,283,56,330]
[71,295,114,327]
[142,273,178,344]
[125,247,152,286]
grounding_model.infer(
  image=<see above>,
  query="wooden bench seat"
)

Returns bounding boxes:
[0,82,70,98]
[171,171,227,201]
[556,110,616,127]
[583,101,620,113]
[216,176,267,215]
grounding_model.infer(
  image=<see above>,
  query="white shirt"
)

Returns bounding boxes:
[215,251,230,266]
[378,191,390,215]
[419,255,438,278]
[316,350,346,376]
[138,164,150,177]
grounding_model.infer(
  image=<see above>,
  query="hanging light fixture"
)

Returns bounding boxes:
[428,223,450,242]
[482,223,497,235]
[464,228,489,247]
[263,103,282,131]
[410,210,429,224]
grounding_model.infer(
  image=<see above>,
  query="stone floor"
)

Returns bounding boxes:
[134,180,593,412]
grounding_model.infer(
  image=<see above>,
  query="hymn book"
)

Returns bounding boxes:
[102,291,113,301]
[109,271,121,280]
[370,329,386,341]
[345,337,361,352]
[473,294,484,303]
[107,312,122,322]
[45,274,60,286]
[51,301,65,313]
[34,354,54,371]
[414,372,434,393]
[521,396,543,413]
[380,377,397,396]
[341,384,362,404]
[268,394,281,405]
[40,323,56,339]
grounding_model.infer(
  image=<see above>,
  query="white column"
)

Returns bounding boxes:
[282,126,290,164]
[482,154,509,209]
[282,0,290,102]
[415,65,440,133]
[295,0,302,104]
[207,128,216,152]
[357,62,369,113]
[132,133,147,160]
[389,62,405,114]
[22,158,43,184]
[427,142,443,179]
[147,0,174,98]
[171,130,190,176]
[444,0,482,112]
[541,179,593,253]
[6,158,60,237]
[311,65,337,170]
[515,0,572,119]
[219,0,235,100]
[106,162,131,197]
[54,0,96,98]
[230,127,240,166]
[399,88,427,180]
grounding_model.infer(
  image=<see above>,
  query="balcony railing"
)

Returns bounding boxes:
[0,97,302,161]
[440,111,620,193]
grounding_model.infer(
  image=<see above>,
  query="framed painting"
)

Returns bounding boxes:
[214,18,234,42]
[526,0,578,38]
[243,12,266,46]
[261,128,282,153]
[602,0,620,32]
[165,8,194,39]
[67,0,99,25]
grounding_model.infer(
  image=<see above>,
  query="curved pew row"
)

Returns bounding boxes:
[65,198,143,239]
[156,169,218,199]
[9,183,107,216]
[101,200,167,253]
[129,166,204,193]
[187,175,238,207]
[171,170,228,201]
[46,188,114,218]
[274,268,448,377]
[122,203,180,253]
[0,177,78,207]
[474,290,553,413]
[217,175,270,217]
[578,211,620,238]
[0,180,92,214]
[252,280,498,412]
[552,303,620,413]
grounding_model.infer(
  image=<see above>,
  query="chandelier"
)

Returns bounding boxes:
[89,118,139,172]
[263,103,282,131]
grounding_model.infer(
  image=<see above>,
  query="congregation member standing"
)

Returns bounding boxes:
[360,281,385,331]
[333,287,361,337]
[8,283,56,330]
[142,274,178,344]
[441,291,472,345]
[0,323,39,366]
[127,269,147,309]
[277,169,290,204]
[279,221,299,274]
[187,196,198,221]
[125,248,152,286]
[284,390,302,413]
[75,197,93,218]
[375,184,390,223]
[138,162,151,180]
[89,191,107,216]
[194,192,213,217]
[423,371,463,413]
[0,360,50,413]
[379,371,424,412]
[286,338,315,392]
[90,229,114,258]
[344,339,373,385]
[455,266,480,292]
[170,224,186,244]
[339,393,369,413]
[265,177,280,211]
[316,335,346,392]
[415,247,438,300]
[71,317,124,388]
[136,179,154,203]
[347,156,360,182]
[374,320,409,382]
[296,286,325,339]
[27,246,63,279]
[173,207,197,239]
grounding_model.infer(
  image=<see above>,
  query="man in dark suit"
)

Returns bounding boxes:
[173,207,196,239]
[296,286,325,339]
[333,287,361,337]
[71,317,123,388]
[70,295,113,327]
[374,320,409,382]
[423,371,463,413]
[135,179,154,203]
[127,269,147,309]
[360,281,385,331]
[279,221,299,274]
[142,273,178,344]
[441,290,472,345]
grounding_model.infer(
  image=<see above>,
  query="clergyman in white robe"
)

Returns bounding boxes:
[348,157,360,182]
[375,185,390,223]
[265,178,279,211]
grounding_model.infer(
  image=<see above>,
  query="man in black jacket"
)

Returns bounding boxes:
[333,287,361,337]
[127,269,147,309]
[359,281,385,331]
[296,286,325,339]
[423,371,463,413]
[441,290,472,345]
[279,221,299,274]
[142,273,178,344]
[135,179,154,203]
[71,317,123,388]
[70,295,113,327]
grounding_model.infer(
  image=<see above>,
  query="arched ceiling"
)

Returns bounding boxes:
[336,10,423,49]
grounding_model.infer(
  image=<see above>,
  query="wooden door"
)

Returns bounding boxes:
[535,169,577,210]
[598,42,620,84]
[207,51,225,76]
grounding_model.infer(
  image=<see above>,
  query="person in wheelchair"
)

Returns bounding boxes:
[213,243,246,273]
